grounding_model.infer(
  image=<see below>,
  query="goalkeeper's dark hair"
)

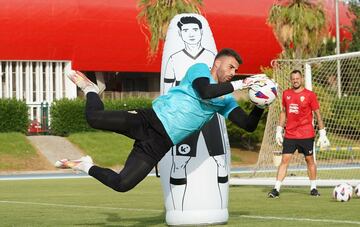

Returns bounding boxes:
[290,69,303,76]
[215,48,242,65]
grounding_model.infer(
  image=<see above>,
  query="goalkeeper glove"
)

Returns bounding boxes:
[275,126,284,146]
[316,128,330,149]
[231,74,268,90]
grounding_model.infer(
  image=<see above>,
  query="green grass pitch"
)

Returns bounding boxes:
[0,176,359,226]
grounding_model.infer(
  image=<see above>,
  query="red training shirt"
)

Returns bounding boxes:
[282,88,320,139]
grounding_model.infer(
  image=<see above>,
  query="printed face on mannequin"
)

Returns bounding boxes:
[179,23,203,45]
[290,72,304,90]
[213,56,240,83]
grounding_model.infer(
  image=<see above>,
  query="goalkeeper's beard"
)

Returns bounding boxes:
[292,83,301,90]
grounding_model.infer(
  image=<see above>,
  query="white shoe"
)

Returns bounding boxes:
[55,155,94,173]
[66,70,100,94]
[95,73,106,95]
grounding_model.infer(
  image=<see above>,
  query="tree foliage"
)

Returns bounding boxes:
[137,0,203,58]
[347,0,360,52]
[267,0,328,59]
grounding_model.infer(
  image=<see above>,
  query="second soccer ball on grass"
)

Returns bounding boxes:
[333,183,353,202]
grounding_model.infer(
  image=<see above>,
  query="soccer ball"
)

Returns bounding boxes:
[354,184,360,197]
[248,78,278,108]
[333,183,353,202]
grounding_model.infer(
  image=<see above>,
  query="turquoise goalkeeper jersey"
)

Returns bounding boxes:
[152,63,238,145]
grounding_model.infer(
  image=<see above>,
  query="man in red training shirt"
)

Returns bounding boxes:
[268,70,330,198]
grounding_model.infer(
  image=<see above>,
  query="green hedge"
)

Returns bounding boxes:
[226,100,268,149]
[50,99,91,135]
[50,98,152,136]
[0,99,28,133]
[330,95,360,134]
[103,98,152,110]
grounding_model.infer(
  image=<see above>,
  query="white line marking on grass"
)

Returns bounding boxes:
[0,200,163,213]
[237,215,360,225]
[0,173,157,181]
[0,175,91,181]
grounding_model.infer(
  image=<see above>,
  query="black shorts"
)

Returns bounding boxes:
[128,109,174,165]
[282,138,315,156]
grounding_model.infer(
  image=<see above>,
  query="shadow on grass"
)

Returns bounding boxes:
[75,211,166,227]
[229,211,251,217]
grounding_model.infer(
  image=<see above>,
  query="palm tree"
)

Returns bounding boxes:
[347,0,360,52]
[137,0,203,59]
[267,0,328,59]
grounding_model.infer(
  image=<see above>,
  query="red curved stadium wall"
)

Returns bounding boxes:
[0,0,351,74]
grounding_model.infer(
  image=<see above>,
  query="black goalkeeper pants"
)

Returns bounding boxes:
[85,92,173,192]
